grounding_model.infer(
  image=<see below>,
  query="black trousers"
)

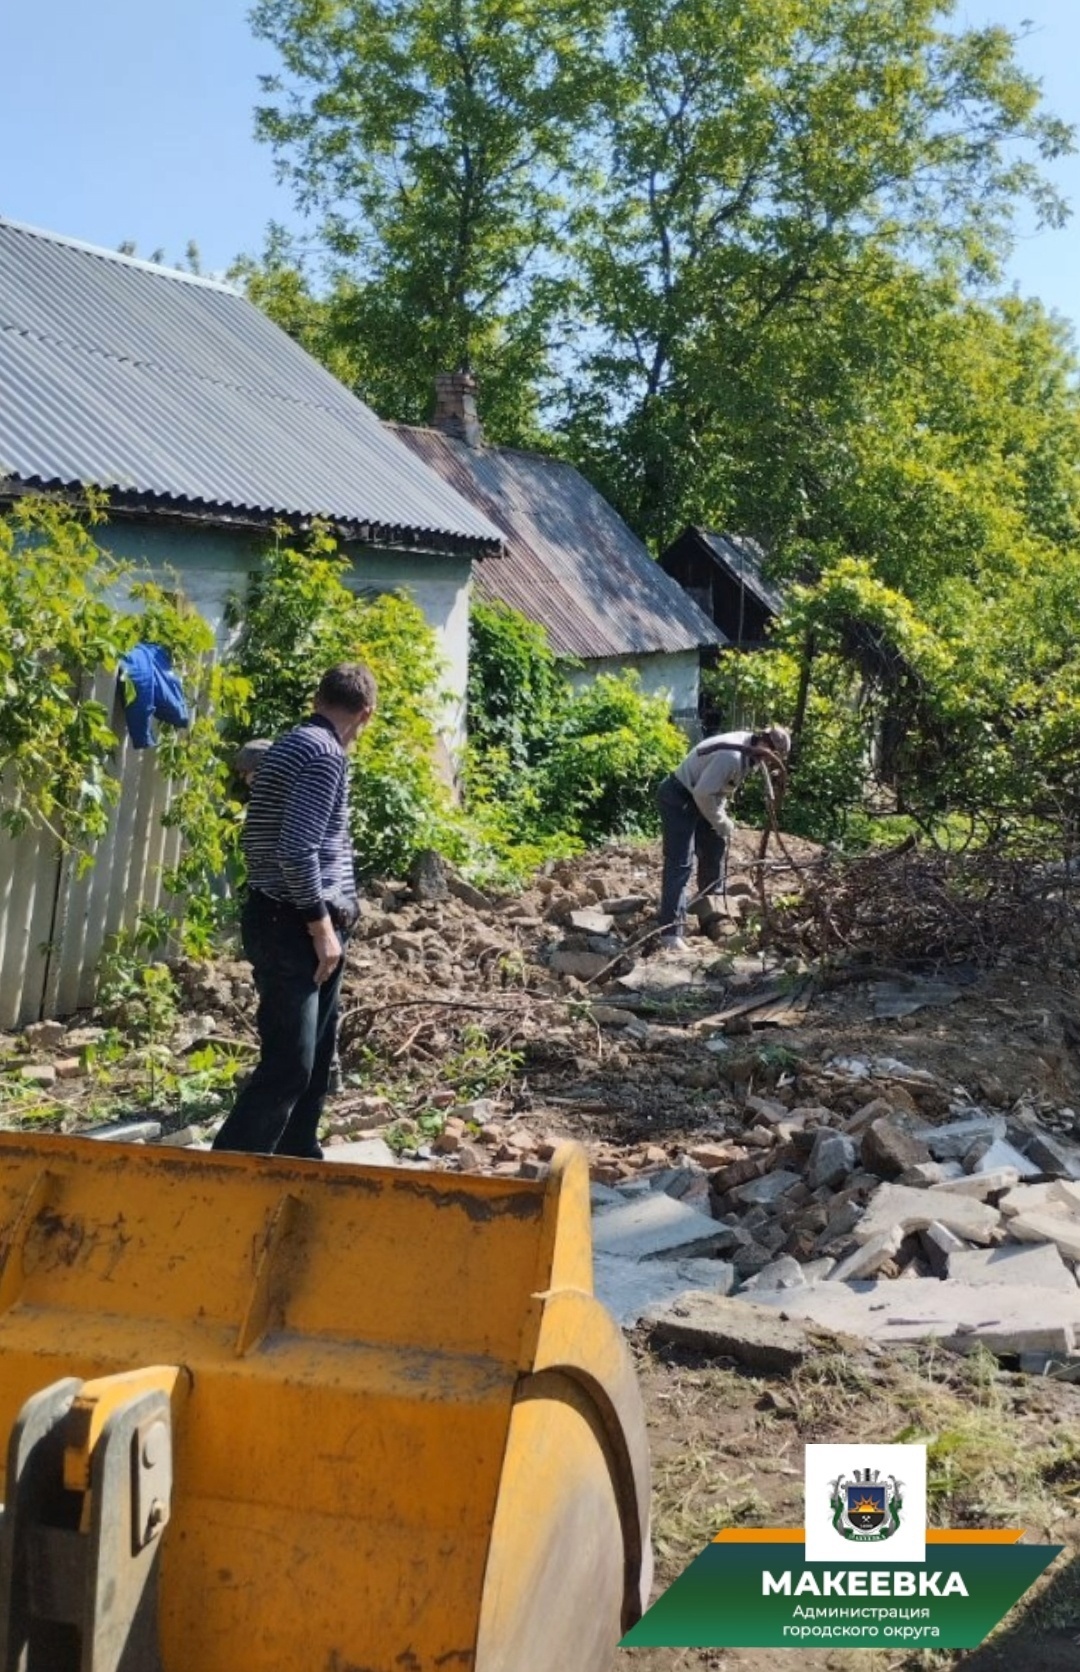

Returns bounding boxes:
[657,775,728,936]
[212,892,346,1159]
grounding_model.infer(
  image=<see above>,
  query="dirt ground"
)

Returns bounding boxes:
[317,833,1080,1669]
[7,827,1080,1669]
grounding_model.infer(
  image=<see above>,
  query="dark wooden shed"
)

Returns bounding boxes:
[660,527,783,648]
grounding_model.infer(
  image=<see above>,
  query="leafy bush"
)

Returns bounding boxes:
[467,598,570,777]
[226,533,454,877]
[468,601,687,848]
[0,497,245,952]
[535,673,686,843]
[0,496,153,848]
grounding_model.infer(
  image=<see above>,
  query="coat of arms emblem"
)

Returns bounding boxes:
[829,1467,903,1542]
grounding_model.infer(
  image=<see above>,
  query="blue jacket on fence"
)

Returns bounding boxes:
[118,642,190,749]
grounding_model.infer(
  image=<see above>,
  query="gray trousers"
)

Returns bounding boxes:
[657,775,729,936]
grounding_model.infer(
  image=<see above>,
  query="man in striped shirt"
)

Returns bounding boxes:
[213,663,377,1159]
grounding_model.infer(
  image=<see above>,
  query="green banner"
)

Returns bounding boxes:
[621,1540,1061,1649]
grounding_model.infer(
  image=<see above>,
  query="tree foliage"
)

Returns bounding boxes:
[466,599,685,845]
[243,0,1080,854]
[561,0,1072,545]
[249,0,606,436]
[467,598,569,777]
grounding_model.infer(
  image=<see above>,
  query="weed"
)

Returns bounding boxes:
[384,1118,421,1155]
[752,1043,801,1078]
[97,926,180,1046]
[788,1352,877,1428]
[441,1024,523,1101]
[495,949,528,988]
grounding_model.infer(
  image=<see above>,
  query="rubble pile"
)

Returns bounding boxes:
[595,1054,1080,1372]
[8,836,1080,1374]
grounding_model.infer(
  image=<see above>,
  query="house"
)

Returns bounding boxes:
[391,376,723,727]
[660,527,784,649]
[0,218,503,1025]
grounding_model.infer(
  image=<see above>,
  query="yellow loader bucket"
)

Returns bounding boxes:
[0,1131,650,1671]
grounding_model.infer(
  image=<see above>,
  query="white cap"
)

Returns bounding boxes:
[763,725,791,759]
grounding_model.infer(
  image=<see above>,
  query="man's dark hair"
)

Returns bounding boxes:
[315,663,378,714]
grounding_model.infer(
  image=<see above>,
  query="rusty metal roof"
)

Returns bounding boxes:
[391,426,724,659]
[0,219,502,556]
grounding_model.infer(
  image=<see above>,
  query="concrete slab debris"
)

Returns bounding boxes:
[1007,1210,1080,1262]
[999,1183,1066,1218]
[828,1228,903,1283]
[749,1279,1080,1358]
[642,1291,812,1372]
[968,1138,1041,1178]
[899,1161,964,1187]
[86,1119,163,1144]
[854,1183,1001,1246]
[927,1168,1019,1200]
[918,1222,967,1277]
[732,1169,804,1207]
[860,1118,932,1179]
[616,961,710,994]
[594,1255,735,1328]
[322,1137,399,1167]
[739,1256,806,1294]
[567,908,615,934]
[914,1115,1006,1160]
[591,1193,733,1261]
[807,1131,857,1191]
[947,1243,1077,1293]
[1012,1129,1080,1181]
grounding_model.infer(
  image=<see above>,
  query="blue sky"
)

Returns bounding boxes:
[2,0,1079,330]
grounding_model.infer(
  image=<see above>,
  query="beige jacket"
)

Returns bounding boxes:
[673,729,756,835]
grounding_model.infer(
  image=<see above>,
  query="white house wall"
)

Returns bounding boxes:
[98,524,474,754]
[343,546,473,766]
[564,650,701,727]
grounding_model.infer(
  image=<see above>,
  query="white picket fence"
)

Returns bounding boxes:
[0,682,184,1030]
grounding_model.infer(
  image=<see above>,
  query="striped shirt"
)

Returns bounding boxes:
[242,715,356,921]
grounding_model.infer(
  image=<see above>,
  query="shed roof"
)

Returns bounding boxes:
[683,527,785,618]
[390,426,723,660]
[0,219,502,556]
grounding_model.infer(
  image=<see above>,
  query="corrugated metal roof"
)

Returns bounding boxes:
[694,528,785,617]
[0,219,502,555]
[391,426,724,660]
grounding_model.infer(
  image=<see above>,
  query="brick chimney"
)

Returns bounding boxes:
[432,370,483,448]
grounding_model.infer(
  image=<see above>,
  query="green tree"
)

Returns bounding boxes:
[250,0,606,437]
[467,598,569,776]
[561,0,1072,546]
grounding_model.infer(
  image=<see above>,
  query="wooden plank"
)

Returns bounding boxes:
[696,976,817,1031]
